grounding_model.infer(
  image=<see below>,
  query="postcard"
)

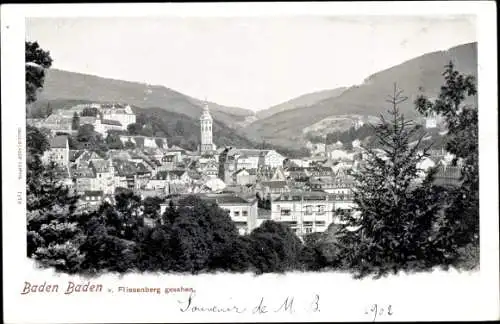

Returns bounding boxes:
[1,2,499,323]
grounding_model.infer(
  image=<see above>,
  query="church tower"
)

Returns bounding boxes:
[200,100,215,153]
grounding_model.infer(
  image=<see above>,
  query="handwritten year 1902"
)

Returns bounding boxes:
[364,304,393,322]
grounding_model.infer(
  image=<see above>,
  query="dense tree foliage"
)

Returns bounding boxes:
[26,125,50,157]
[26,41,53,105]
[105,132,125,150]
[324,124,376,146]
[248,221,303,273]
[414,61,479,248]
[27,154,84,273]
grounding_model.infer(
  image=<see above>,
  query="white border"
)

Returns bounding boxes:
[2,2,498,323]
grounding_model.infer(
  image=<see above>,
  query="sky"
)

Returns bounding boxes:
[26,16,476,111]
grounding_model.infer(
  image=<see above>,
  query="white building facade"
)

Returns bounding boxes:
[263,150,286,168]
[42,135,70,168]
[101,104,136,130]
[271,191,356,238]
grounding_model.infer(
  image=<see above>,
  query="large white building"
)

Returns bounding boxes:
[94,118,123,137]
[101,104,136,130]
[200,102,216,153]
[271,191,356,238]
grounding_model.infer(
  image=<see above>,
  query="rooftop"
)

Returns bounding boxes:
[259,180,288,189]
[233,168,258,176]
[90,159,110,173]
[50,135,68,149]
[71,167,95,178]
[203,193,253,205]
[83,190,104,197]
[274,190,354,202]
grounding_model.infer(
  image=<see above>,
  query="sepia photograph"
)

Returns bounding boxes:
[2,2,498,323]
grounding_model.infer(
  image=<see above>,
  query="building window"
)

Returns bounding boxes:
[234,211,240,217]
[317,205,325,214]
[305,205,313,215]
[242,210,248,217]
[281,209,291,216]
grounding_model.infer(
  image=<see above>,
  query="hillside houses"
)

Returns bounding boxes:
[42,135,70,168]
[37,113,74,135]
[30,103,137,137]
[119,135,168,149]
[224,148,286,171]
[256,180,291,200]
[232,168,257,186]
[31,100,467,240]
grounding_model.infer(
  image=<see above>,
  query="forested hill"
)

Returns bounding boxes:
[36,68,255,129]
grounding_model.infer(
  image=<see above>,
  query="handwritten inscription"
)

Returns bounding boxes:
[364,304,393,322]
[178,293,320,314]
[179,292,247,313]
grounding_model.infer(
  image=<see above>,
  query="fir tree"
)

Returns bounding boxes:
[337,84,446,278]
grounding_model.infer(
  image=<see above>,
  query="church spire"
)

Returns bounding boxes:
[200,96,214,153]
[200,97,212,120]
[203,97,210,112]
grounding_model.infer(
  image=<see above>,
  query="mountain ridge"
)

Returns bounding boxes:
[255,87,348,120]
[243,42,478,147]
